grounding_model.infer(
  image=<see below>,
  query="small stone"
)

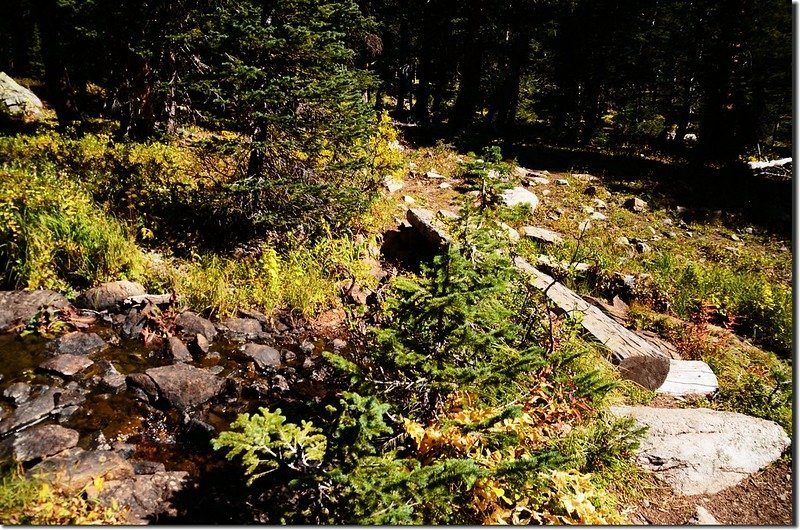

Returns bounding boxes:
[555,179,569,186]
[590,211,607,221]
[592,198,607,209]
[729,233,740,242]
[300,340,315,356]
[220,318,263,336]
[3,382,31,403]
[192,334,210,355]
[665,231,678,239]
[39,354,94,377]
[425,171,445,179]
[500,222,520,242]
[242,343,281,370]
[615,236,631,246]
[174,312,217,341]
[283,349,296,363]
[529,176,551,185]
[662,218,673,226]
[521,226,563,245]
[744,227,754,235]
[382,175,404,193]
[624,197,648,212]
[331,338,347,352]
[513,166,528,178]
[582,205,595,214]
[164,336,192,362]
[438,182,451,189]
[635,241,651,253]
[403,195,416,204]
[272,375,290,392]
[541,189,550,196]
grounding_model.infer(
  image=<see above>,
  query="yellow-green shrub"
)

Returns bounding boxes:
[0,165,147,292]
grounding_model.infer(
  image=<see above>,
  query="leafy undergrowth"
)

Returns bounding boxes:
[0,467,127,525]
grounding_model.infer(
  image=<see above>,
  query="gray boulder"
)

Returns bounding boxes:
[522,226,563,245]
[145,363,224,409]
[0,73,43,123]
[77,281,146,310]
[164,336,192,362]
[625,197,648,212]
[0,386,85,434]
[0,290,70,333]
[610,406,790,495]
[0,424,79,463]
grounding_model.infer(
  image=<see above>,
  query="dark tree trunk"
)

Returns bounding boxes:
[486,30,530,130]
[450,48,483,128]
[35,0,82,128]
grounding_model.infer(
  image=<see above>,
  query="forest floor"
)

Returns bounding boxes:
[387,142,793,525]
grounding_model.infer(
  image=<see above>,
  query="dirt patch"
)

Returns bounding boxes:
[629,459,792,525]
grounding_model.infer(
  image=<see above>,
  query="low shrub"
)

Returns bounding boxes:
[0,165,147,292]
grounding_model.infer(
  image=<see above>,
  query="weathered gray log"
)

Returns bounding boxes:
[405,207,672,390]
[657,360,718,397]
[513,256,671,389]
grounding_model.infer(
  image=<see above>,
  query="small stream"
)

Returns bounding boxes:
[0,314,340,523]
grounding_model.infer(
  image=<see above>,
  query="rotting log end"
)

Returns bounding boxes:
[617,354,671,391]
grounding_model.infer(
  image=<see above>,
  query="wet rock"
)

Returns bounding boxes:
[0,424,79,463]
[145,363,224,409]
[95,360,126,392]
[0,72,44,123]
[87,431,112,451]
[220,317,263,338]
[131,460,167,475]
[191,334,210,355]
[0,386,85,434]
[31,447,135,494]
[77,281,146,311]
[521,226,563,245]
[501,186,539,212]
[39,354,94,377]
[300,340,315,356]
[331,338,347,352]
[0,290,70,333]
[89,471,190,524]
[50,331,106,356]
[174,312,217,341]
[3,382,31,403]
[243,343,281,370]
[120,308,147,339]
[610,406,790,495]
[112,441,137,459]
[164,336,192,362]
[126,373,160,402]
[624,197,648,212]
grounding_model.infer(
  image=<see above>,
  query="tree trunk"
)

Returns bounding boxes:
[486,30,529,130]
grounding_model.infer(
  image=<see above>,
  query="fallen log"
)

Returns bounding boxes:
[405,208,672,390]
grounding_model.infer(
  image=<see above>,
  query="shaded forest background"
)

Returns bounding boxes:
[0,0,792,162]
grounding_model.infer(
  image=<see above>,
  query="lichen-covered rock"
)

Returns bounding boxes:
[611,406,790,495]
[30,448,135,494]
[0,73,43,123]
[50,331,106,355]
[39,354,94,376]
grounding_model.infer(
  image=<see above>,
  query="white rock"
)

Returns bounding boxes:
[500,222,520,242]
[501,186,539,212]
[541,189,551,196]
[610,406,790,495]
[592,198,607,209]
[530,176,551,186]
[425,171,445,179]
[690,506,721,525]
[438,182,452,189]
[590,211,607,221]
[382,175,404,193]
[521,226,563,244]
[402,195,415,204]
[513,166,529,178]
[555,179,569,186]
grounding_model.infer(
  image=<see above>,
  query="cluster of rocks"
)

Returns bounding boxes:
[0,282,338,523]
